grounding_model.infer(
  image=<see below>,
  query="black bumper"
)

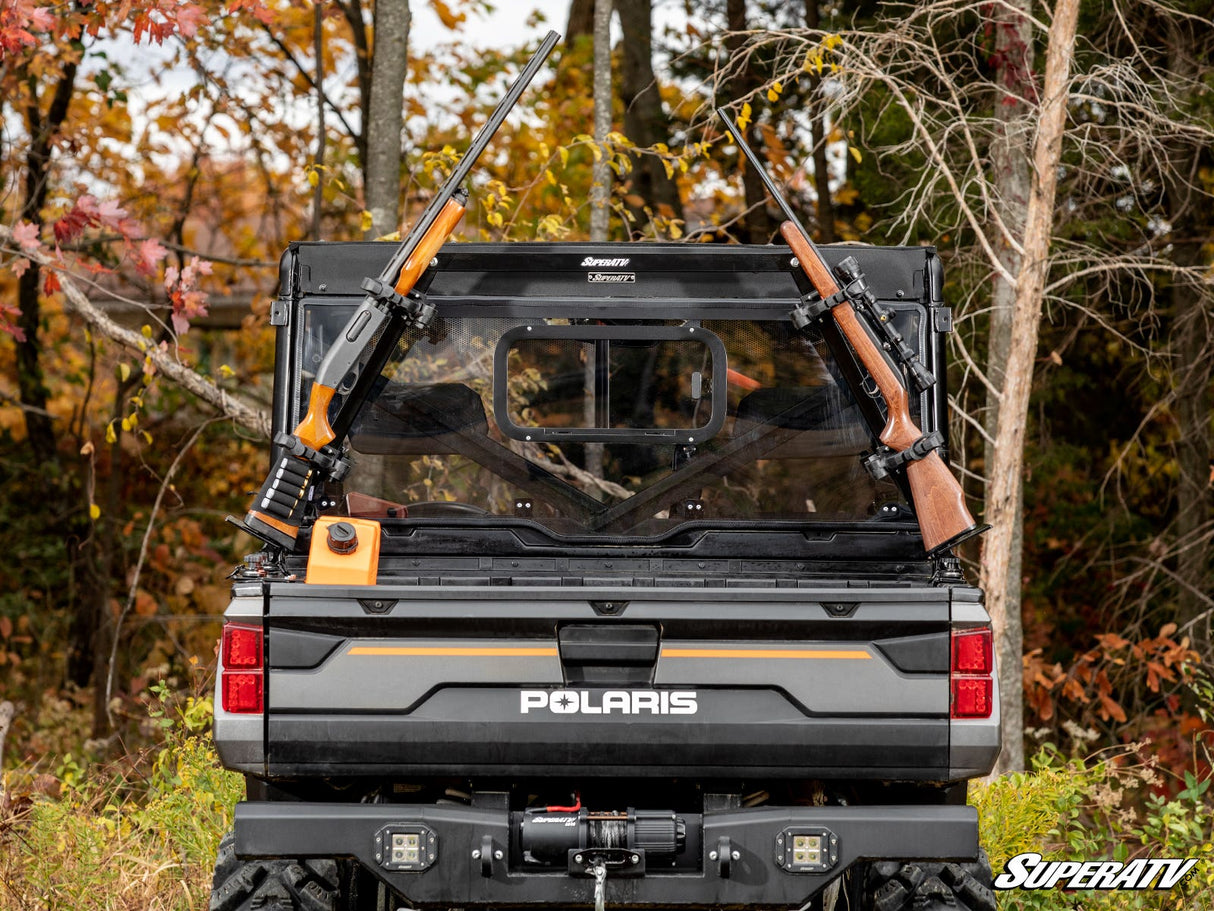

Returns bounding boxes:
[234,801,980,908]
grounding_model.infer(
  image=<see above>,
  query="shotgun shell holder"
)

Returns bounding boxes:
[275,431,352,482]
[863,430,945,481]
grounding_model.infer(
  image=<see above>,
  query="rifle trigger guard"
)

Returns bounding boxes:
[863,430,944,481]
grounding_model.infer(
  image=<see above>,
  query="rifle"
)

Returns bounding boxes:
[717,108,984,554]
[242,30,561,550]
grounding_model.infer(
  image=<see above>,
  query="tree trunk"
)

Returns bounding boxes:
[981,0,1081,774]
[803,0,835,243]
[312,1,326,240]
[982,0,1033,776]
[566,0,594,47]
[1163,16,1213,637]
[364,0,410,239]
[16,60,79,459]
[725,0,772,244]
[337,0,373,186]
[586,0,612,479]
[617,0,683,235]
[589,0,613,242]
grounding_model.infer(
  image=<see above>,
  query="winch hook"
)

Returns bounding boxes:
[592,858,607,911]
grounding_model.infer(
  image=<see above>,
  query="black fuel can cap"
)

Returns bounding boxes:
[326,521,359,554]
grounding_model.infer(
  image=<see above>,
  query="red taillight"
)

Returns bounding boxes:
[222,623,263,669]
[951,627,994,719]
[952,628,993,675]
[951,677,993,718]
[221,622,264,714]
[222,672,264,714]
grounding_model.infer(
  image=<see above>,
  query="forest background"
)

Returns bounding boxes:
[0,0,1212,907]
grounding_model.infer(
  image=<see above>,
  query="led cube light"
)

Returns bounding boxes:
[374,825,437,872]
[792,834,822,866]
[776,827,838,874]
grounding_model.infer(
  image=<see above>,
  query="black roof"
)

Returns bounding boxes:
[285,241,941,317]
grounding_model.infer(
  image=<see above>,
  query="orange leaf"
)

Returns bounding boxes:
[1098,693,1127,723]
[134,590,158,617]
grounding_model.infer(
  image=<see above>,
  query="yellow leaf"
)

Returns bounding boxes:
[431,0,465,29]
[849,146,863,164]
[737,102,752,131]
[306,168,319,188]
[360,210,374,233]
[105,422,117,444]
[834,184,859,206]
[90,503,101,521]
[121,417,132,432]
[591,144,603,163]
[662,159,675,180]
[539,141,549,160]
[487,211,504,229]
[558,146,569,169]
[118,362,131,382]
[141,430,153,444]
[141,324,153,339]
[545,168,557,186]
[219,364,235,377]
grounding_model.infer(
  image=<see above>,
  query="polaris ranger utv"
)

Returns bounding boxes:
[209,237,1000,911]
[208,28,998,911]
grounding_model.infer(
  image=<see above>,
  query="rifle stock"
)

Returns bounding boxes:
[780,224,980,552]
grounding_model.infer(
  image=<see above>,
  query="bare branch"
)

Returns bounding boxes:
[0,225,271,439]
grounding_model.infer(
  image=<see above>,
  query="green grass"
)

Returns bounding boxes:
[0,695,242,911]
[972,744,1213,909]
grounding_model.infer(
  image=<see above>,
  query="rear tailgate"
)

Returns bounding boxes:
[254,583,982,780]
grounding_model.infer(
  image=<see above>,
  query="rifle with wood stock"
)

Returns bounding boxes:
[717,108,984,554]
[240,30,561,551]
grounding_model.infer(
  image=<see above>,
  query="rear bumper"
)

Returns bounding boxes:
[234,800,980,908]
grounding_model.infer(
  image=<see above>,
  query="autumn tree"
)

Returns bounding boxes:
[718,0,1214,769]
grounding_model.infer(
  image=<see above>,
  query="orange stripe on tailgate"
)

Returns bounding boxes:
[660,648,871,660]
[349,646,559,658]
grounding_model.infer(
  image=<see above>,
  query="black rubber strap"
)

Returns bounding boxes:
[863,430,944,480]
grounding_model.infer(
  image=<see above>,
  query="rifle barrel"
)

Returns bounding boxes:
[716,107,811,240]
[381,29,561,282]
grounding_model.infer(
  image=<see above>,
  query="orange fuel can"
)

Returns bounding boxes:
[305,517,382,586]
